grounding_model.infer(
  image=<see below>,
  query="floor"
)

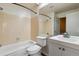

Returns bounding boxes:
[28,53,46,56]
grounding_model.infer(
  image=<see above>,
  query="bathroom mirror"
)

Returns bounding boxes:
[39,3,79,36]
[38,4,54,36]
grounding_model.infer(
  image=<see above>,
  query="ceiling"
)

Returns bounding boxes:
[39,3,79,15]
[18,3,79,16]
[0,3,79,17]
[19,3,38,13]
[0,3,38,14]
[0,3,32,17]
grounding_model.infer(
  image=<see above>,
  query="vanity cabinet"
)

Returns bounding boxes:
[48,40,79,56]
[62,46,79,56]
[48,43,62,56]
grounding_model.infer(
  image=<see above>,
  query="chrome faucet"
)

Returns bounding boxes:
[63,32,70,38]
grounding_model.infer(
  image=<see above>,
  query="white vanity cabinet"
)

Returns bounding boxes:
[48,40,79,56]
[6,48,28,56]
[48,42,62,56]
[62,46,79,56]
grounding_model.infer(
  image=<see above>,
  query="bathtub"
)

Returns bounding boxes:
[0,40,36,56]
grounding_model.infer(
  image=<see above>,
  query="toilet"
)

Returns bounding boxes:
[26,36,47,56]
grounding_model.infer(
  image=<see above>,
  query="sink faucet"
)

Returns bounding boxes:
[63,32,70,38]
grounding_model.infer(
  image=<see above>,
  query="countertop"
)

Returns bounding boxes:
[49,35,79,50]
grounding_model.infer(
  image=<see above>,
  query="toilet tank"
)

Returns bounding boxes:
[36,36,47,47]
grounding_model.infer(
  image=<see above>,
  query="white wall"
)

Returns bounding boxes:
[38,14,54,36]
[66,11,79,36]
[49,12,55,35]
[38,15,49,36]
[54,17,60,35]
[56,8,79,18]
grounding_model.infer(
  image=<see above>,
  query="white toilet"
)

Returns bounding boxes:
[26,36,47,56]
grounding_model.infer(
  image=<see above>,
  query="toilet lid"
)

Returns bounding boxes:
[27,45,41,51]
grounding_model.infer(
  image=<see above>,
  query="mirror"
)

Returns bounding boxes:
[39,3,79,36]
[38,4,54,36]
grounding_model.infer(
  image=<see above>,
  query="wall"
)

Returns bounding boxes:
[43,19,53,35]
[0,11,31,45]
[38,15,53,36]
[31,14,39,41]
[49,12,55,35]
[66,11,79,36]
[54,17,60,35]
[38,15,45,35]
[31,12,54,41]
[56,8,79,18]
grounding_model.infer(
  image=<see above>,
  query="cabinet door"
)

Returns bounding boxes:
[48,42,62,56]
[62,46,79,56]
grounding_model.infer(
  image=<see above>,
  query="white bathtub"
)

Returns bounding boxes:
[0,40,36,56]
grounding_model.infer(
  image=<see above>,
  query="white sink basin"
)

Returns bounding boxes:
[64,38,77,42]
[50,35,79,43]
[64,36,79,42]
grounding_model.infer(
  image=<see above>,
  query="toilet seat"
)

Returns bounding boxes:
[27,45,41,55]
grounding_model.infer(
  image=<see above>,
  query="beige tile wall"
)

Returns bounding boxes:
[44,20,53,35]
[0,11,53,45]
[31,15,39,41]
[0,12,31,45]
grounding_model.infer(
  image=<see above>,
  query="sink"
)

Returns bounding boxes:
[64,38,77,42]
[50,35,79,43]
[64,36,79,42]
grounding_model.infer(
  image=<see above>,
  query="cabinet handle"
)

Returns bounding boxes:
[59,47,61,50]
[62,48,65,51]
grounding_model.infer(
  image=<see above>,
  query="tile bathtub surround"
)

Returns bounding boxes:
[0,11,31,45]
